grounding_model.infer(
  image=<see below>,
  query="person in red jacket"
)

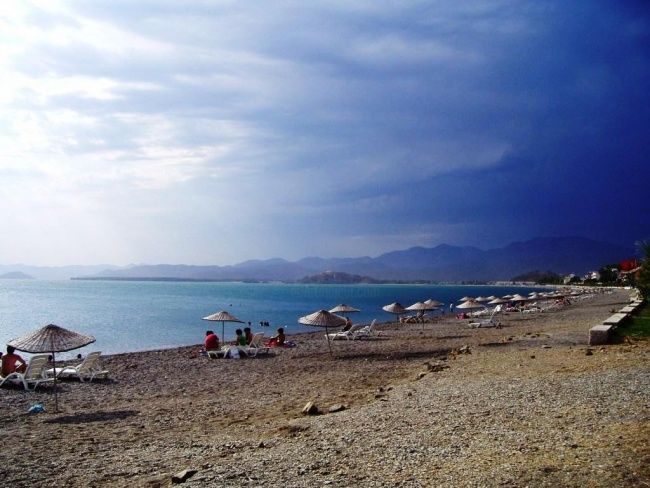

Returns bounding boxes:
[204,330,220,352]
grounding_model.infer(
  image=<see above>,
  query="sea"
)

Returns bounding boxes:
[0,280,549,356]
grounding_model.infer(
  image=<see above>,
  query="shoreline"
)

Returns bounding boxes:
[2,288,647,487]
[32,284,622,359]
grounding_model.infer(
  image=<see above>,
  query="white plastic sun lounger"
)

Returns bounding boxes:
[50,351,109,382]
[1,354,54,390]
[327,324,364,341]
[352,319,382,339]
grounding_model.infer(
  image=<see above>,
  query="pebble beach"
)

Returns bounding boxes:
[1,289,648,487]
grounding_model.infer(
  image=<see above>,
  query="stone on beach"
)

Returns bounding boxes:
[302,401,319,415]
[171,469,197,484]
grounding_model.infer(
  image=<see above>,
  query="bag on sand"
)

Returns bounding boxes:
[228,347,240,359]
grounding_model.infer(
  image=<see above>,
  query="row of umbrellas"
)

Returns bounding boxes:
[7,289,582,410]
[201,289,582,345]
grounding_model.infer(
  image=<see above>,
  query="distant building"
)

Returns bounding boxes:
[563,274,576,284]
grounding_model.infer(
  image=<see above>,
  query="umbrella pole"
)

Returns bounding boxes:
[222,322,225,344]
[52,351,59,413]
[325,325,333,357]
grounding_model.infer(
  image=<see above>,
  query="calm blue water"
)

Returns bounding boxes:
[0,280,548,356]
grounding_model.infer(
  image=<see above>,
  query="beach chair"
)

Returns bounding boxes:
[0,354,54,390]
[352,319,382,339]
[238,333,271,357]
[326,324,364,341]
[51,351,109,382]
[207,348,229,359]
[468,306,502,329]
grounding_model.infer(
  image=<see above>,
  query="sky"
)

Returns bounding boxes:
[1,1,649,266]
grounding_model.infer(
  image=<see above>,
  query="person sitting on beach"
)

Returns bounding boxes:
[342,317,353,332]
[234,329,247,346]
[203,330,220,352]
[266,327,286,347]
[244,327,253,345]
[1,345,27,377]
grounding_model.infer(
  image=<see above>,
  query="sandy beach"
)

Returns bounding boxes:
[1,289,648,487]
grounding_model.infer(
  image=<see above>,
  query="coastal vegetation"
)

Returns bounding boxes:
[613,302,650,339]
[510,270,563,284]
[635,240,650,301]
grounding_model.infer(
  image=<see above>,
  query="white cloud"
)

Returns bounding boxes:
[1,0,630,265]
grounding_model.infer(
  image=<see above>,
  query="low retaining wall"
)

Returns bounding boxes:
[588,298,644,345]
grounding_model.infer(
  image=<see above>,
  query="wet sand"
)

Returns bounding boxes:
[1,289,648,487]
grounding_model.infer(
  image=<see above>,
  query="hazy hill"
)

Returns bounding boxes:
[0,271,34,279]
[0,264,120,280]
[297,271,381,284]
[75,236,636,282]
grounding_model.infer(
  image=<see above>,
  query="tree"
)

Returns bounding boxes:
[636,240,650,301]
[598,264,620,285]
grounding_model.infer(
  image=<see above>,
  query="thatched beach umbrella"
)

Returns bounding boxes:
[456,299,486,311]
[329,304,360,320]
[488,297,510,305]
[299,310,346,356]
[475,296,490,302]
[382,302,407,323]
[424,299,444,308]
[406,301,430,312]
[8,324,95,412]
[406,301,438,329]
[202,310,244,342]
[459,296,473,302]
[510,294,529,303]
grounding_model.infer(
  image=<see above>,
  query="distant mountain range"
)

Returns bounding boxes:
[0,264,119,281]
[0,237,636,282]
[0,271,34,279]
[66,236,634,282]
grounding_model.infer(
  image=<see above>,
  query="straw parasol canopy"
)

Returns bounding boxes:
[202,310,244,342]
[475,296,490,302]
[423,299,444,308]
[8,324,96,412]
[298,310,346,355]
[510,294,529,302]
[486,296,498,301]
[488,297,510,305]
[299,310,346,328]
[406,301,430,312]
[456,299,486,310]
[459,296,473,302]
[328,304,360,319]
[383,302,406,315]
[8,324,95,353]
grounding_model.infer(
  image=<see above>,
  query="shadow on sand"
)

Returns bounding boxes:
[336,347,453,361]
[45,409,139,424]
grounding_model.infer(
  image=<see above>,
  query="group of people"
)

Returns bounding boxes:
[202,326,286,354]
